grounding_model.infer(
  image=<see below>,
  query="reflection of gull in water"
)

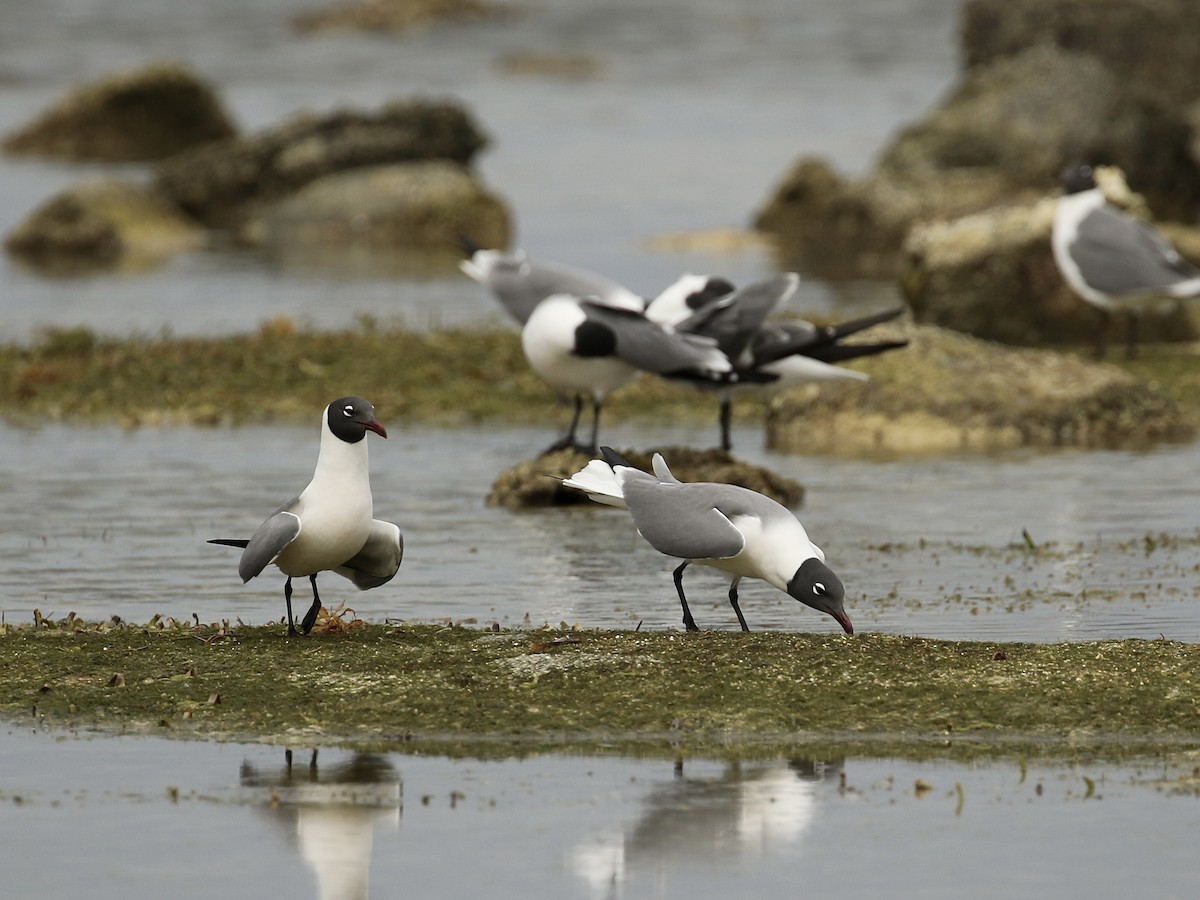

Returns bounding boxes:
[572,759,839,897]
[240,749,402,900]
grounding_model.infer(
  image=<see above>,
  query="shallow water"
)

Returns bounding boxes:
[3,419,1200,643]
[4,4,1200,895]
[3,727,1198,899]
[0,0,961,341]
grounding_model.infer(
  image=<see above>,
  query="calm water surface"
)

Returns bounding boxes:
[0,0,961,340]
[2,5,1199,895]
[2,420,1199,642]
[2,728,1198,899]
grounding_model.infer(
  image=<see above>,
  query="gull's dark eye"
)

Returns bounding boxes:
[813,582,826,596]
[343,405,355,416]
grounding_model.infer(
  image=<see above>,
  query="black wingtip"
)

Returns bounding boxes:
[208,538,250,548]
[599,446,634,468]
[806,338,909,364]
[821,306,906,342]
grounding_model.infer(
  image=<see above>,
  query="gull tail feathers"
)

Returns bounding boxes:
[651,453,681,483]
[562,458,627,507]
[208,538,249,548]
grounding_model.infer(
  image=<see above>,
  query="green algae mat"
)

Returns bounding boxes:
[3,619,1198,759]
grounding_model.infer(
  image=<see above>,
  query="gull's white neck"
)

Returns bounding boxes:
[304,413,373,513]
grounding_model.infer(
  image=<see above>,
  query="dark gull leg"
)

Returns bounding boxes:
[542,395,585,454]
[728,577,750,632]
[284,577,299,636]
[585,397,603,453]
[719,396,733,452]
[672,561,700,632]
[299,574,323,635]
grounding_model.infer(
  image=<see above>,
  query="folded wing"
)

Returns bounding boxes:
[333,520,404,590]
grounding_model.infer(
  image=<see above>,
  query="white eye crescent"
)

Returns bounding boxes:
[343,405,355,416]
[813,582,826,595]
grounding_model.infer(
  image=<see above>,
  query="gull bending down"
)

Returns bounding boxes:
[565,448,852,633]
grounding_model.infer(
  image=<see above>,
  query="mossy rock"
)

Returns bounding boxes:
[244,160,510,257]
[4,178,205,271]
[766,322,1196,456]
[757,43,1200,279]
[2,61,236,162]
[154,100,489,229]
[901,174,1200,347]
[487,447,805,509]
[963,0,1200,110]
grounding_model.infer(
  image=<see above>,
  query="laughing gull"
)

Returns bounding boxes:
[1053,162,1200,357]
[460,245,738,450]
[647,273,908,450]
[459,244,646,324]
[564,448,852,633]
[523,295,738,452]
[209,397,403,636]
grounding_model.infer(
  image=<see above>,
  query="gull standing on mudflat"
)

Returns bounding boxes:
[1053,162,1200,358]
[647,273,908,450]
[209,396,403,636]
[564,448,852,633]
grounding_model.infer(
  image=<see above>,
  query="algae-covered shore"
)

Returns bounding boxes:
[4,326,1200,761]
[4,321,1200,432]
[3,618,1198,760]
[0,321,727,429]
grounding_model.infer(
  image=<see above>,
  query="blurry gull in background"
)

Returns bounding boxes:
[520,295,738,452]
[647,272,908,450]
[459,243,646,324]
[1053,161,1200,358]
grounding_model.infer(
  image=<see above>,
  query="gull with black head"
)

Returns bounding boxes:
[521,294,742,453]
[209,396,403,636]
[461,243,739,451]
[1053,162,1200,358]
[564,448,852,634]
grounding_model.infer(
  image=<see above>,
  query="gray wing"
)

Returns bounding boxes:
[1072,205,1200,295]
[622,481,748,560]
[333,520,403,590]
[473,254,643,324]
[238,510,301,581]
[580,302,729,376]
[676,274,798,360]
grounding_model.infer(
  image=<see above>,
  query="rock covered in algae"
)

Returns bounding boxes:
[766,322,1196,456]
[2,61,236,162]
[487,447,805,509]
[153,100,490,229]
[5,178,205,271]
[962,0,1200,110]
[901,169,1200,347]
[243,160,510,256]
[756,41,1200,280]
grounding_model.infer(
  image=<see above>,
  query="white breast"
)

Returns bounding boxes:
[274,415,374,576]
[522,295,639,400]
[1052,189,1112,309]
[698,512,818,590]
